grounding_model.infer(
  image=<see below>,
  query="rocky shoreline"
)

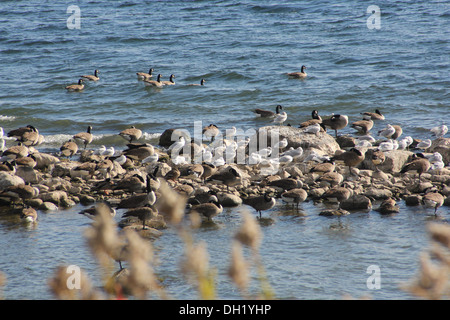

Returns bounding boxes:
[0,124,449,237]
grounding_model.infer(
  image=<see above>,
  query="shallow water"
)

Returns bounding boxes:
[0,1,448,300]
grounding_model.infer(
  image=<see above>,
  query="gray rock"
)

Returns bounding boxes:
[0,172,25,191]
[364,187,393,200]
[40,201,59,211]
[32,152,60,170]
[15,166,40,184]
[40,190,69,206]
[340,195,372,211]
[249,125,341,159]
[428,138,450,165]
[362,149,413,173]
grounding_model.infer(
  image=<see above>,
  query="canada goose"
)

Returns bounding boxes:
[318,171,344,187]
[122,143,155,161]
[80,69,100,81]
[136,67,154,80]
[161,74,175,85]
[378,124,396,139]
[96,159,114,179]
[267,178,303,190]
[254,104,283,118]
[7,125,39,146]
[202,124,220,142]
[322,186,352,203]
[422,191,445,215]
[207,166,241,191]
[273,111,288,126]
[310,159,335,174]
[15,154,37,168]
[119,126,142,143]
[201,163,217,182]
[185,164,204,180]
[287,65,307,78]
[351,119,374,134]
[117,176,157,209]
[164,167,181,182]
[299,110,322,127]
[400,154,431,182]
[122,205,158,230]
[0,143,29,162]
[281,188,307,209]
[60,139,78,158]
[114,174,146,194]
[361,109,385,120]
[65,79,84,91]
[71,161,98,179]
[332,148,365,174]
[188,78,206,86]
[375,198,400,215]
[391,125,403,140]
[322,114,348,137]
[371,149,386,168]
[144,73,164,88]
[243,193,276,218]
[73,126,93,149]
[0,161,16,174]
[430,124,448,138]
[20,206,38,223]
[79,202,116,220]
[188,196,223,221]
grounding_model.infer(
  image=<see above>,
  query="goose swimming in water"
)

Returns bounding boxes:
[65,79,84,91]
[287,65,307,79]
[136,67,154,80]
[254,104,283,118]
[144,74,164,88]
[361,109,385,120]
[80,69,100,81]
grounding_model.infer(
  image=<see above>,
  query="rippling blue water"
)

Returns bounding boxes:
[0,1,448,300]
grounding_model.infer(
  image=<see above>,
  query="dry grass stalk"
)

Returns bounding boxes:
[0,271,6,300]
[48,265,103,300]
[155,180,186,225]
[228,241,250,295]
[180,240,216,299]
[403,223,450,300]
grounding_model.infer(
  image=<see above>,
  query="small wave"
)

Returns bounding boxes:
[0,115,16,121]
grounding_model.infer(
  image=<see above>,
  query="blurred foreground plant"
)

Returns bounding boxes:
[403,223,450,299]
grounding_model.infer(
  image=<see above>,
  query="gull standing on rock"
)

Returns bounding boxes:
[273,111,288,126]
[430,124,448,138]
[416,139,432,150]
[378,124,396,139]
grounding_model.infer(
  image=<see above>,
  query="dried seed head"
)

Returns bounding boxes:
[181,241,210,281]
[428,223,450,249]
[156,180,186,225]
[48,265,102,300]
[228,241,250,291]
[234,211,262,251]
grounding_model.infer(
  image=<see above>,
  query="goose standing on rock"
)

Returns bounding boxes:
[122,206,158,230]
[322,114,348,137]
[117,175,157,209]
[119,126,142,143]
[207,166,241,191]
[254,104,283,118]
[136,67,154,80]
[287,65,307,79]
[73,126,93,149]
[80,69,100,81]
[400,153,431,182]
[333,147,365,175]
[202,124,220,142]
[60,139,78,158]
[65,79,84,91]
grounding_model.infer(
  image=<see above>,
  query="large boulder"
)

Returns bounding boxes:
[362,149,413,173]
[159,128,191,147]
[248,125,341,159]
[0,172,25,191]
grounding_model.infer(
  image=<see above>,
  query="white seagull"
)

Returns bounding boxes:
[430,125,448,138]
